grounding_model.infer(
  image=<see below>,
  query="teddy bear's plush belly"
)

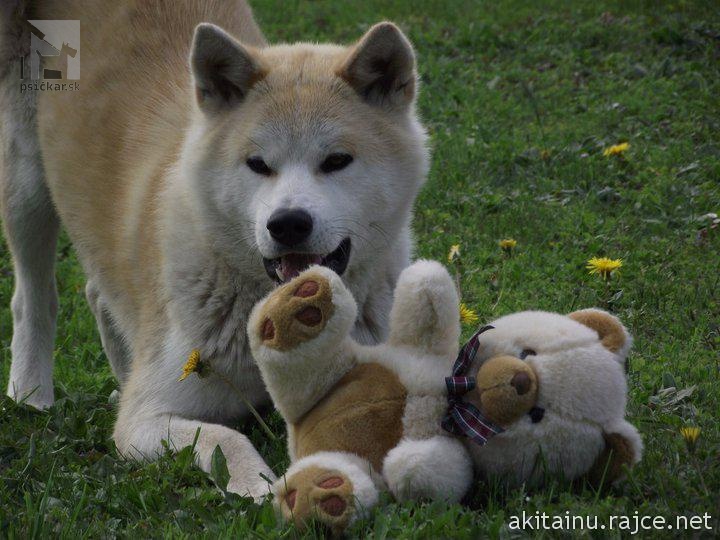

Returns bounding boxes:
[292,362,407,471]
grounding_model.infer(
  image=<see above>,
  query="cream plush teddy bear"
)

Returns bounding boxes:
[248,261,643,533]
[247,260,473,533]
[445,309,643,488]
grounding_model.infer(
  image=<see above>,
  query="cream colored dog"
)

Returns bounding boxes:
[1,1,428,498]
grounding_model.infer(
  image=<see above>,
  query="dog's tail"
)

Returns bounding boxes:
[0,1,34,80]
[0,0,31,20]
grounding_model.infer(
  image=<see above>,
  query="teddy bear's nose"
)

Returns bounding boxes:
[511,371,532,395]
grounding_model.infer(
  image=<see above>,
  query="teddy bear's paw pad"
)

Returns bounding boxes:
[261,318,275,340]
[294,280,320,298]
[276,466,355,532]
[257,271,335,351]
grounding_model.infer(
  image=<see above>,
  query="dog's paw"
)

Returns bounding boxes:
[256,269,335,351]
[6,377,54,410]
[275,466,355,534]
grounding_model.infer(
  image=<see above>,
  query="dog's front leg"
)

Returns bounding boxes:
[113,339,276,499]
[114,409,275,499]
[85,279,132,385]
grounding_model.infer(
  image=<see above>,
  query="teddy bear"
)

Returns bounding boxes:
[247,260,474,533]
[247,260,643,533]
[443,309,643,488]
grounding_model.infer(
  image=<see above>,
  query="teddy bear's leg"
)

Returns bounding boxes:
[387,260,461,358]
[382,436,473,503]
[273,451,381,535]
[247,266,359,422]
[249,265,357,357]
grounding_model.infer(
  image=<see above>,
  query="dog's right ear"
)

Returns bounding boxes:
[190,23,266,115]
[339,22,417,112]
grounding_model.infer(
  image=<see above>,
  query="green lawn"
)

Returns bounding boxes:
[2,0,719,537]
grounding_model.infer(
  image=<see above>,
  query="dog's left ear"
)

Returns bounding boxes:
[338,22,417,111]
[190,23,266,115]
[568,308,632,359]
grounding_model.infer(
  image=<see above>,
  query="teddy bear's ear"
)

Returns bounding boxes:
[587,420,642,488]
[568,308,632,358]
[587,431,639,487]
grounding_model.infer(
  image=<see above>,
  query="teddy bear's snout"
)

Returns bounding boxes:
[471,355,539,427]
[510,371,532,395]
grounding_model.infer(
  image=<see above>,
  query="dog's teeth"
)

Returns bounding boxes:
[276,267,284,281]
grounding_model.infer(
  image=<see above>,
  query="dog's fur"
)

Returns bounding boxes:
[1,0,428,498]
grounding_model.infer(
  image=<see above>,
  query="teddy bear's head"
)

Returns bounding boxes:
[460,309,642,486]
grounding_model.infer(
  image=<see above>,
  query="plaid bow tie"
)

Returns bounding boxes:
[441,325,505,445]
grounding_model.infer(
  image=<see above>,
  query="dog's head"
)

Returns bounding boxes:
[182,22,428,284]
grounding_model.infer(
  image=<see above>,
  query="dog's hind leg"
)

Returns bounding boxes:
[0,96,60,409]
[1,3,60,409]
[85,280,131,385]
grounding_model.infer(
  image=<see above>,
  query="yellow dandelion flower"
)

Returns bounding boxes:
[603,142,630,157]
[460,303,479,326]
[680,426,701,449]
[448,244,461,263]
[586,257,622,281]
[499,238,517,252]
[179,349,202,381]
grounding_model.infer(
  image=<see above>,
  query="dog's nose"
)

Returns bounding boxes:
[267,208,313,247]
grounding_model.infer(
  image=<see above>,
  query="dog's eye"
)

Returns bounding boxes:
[246,157,273,176]
[520,349,537,360]
[320,153,353,174]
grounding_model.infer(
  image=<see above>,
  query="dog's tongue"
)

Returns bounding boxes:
[280,254,323,282]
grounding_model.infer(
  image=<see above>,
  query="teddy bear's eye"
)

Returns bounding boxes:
[520,349,537,360]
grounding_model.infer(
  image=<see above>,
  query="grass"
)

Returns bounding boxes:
[1,0,719,537]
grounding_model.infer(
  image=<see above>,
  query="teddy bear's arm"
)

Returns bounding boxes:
[387,260,461,359]
[383,435,473,502]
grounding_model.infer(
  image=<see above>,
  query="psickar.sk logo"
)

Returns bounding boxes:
[19,20,79,93]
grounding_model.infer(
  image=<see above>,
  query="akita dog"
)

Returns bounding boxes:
[1,1,428,497]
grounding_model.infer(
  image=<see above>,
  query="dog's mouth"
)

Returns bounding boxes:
[263,238,351,284]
